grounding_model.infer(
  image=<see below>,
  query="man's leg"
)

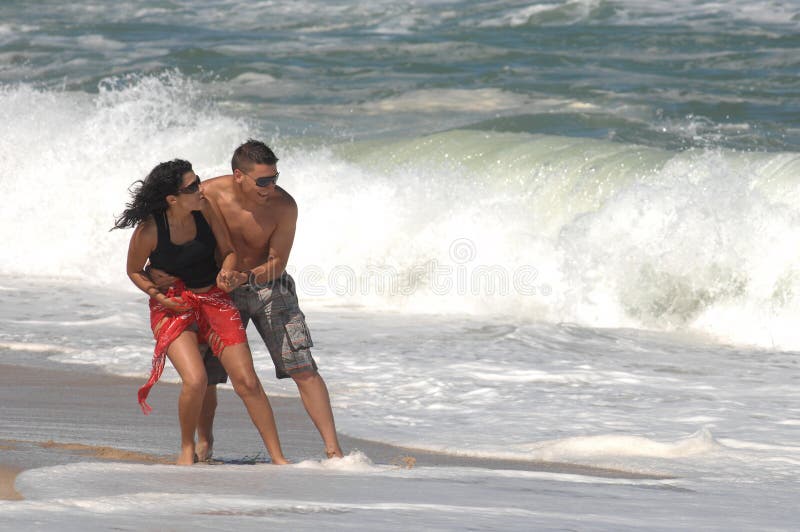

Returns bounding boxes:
[195,344,228,461]
[219,342,288,464]
[196,385,216,461]
[292,370,343,458]
[242,276,343,458]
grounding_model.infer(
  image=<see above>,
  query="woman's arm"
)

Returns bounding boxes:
[127,219,190,312]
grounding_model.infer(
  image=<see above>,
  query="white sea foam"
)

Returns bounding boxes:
[476,0,601,27]
[294,450,382,472]
[5,316,124,327]
[521,428,721,461]
[717,439,800,453]
[75,34,126,51]
[360,88,528,113]
[0,74,247,284]
[475,0,800,29]
[0,342,78,354]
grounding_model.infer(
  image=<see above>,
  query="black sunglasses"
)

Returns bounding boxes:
[178,176,201,194]
[244,171,279,187]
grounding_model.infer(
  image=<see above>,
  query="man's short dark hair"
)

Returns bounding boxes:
[231,139,278,172]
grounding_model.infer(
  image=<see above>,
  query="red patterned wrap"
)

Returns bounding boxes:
[138,281,247,414]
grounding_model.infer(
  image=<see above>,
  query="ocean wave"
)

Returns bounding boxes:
[473,0,800,29]
[2,74,800,349]
[291,130,800,349]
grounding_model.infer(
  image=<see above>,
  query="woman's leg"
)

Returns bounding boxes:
[218,343,288,464]
[165,331,208,465]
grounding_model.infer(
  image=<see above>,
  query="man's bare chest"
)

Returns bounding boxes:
[222,204,278,249]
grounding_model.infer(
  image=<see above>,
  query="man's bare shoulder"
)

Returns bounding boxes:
[273,186,298,217]
[203,174,233,190]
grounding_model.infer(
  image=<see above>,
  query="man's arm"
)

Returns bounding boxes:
[202,195,247,291]
[250,199,297,285]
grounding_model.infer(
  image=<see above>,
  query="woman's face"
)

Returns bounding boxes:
[172,171,204,210]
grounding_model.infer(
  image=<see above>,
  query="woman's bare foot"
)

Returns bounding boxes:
[326,448,344,459]
[270,456,290,465]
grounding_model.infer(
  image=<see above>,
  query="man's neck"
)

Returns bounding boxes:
[232,181,275,213]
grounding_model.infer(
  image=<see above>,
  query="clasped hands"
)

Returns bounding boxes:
[216,269,248,292]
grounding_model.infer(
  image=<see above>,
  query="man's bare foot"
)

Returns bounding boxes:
[177,446,196,465]
[326,448,344,459]
[196,438,213,462]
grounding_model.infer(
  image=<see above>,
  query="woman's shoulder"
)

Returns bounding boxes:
[133,215,158,240]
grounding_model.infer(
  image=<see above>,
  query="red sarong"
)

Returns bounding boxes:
[138,282,247,414]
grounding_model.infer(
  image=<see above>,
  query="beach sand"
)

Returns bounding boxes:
[0,363,663,500]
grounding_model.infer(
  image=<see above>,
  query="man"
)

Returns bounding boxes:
[153,139,342,460]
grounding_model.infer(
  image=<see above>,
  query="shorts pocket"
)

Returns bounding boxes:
[284,312,314,351]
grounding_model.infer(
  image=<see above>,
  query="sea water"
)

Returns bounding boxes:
[1,0,799,529]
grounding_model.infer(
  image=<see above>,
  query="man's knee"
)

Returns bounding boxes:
[202,384,218,405]
[232,373,261,397]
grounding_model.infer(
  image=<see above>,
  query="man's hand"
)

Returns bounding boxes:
[217,269,248,292]
[146,266,178,292]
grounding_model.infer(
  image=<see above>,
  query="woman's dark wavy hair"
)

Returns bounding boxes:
[112,159,193,230]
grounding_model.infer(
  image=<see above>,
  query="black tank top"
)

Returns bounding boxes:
[149,210,219,288]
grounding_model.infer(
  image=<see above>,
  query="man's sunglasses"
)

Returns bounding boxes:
[178,176,201,194]
[244,171,280,187]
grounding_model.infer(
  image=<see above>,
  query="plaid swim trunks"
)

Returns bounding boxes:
[230,273,317,379]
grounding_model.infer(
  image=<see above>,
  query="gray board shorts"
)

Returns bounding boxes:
[200,273,316,382]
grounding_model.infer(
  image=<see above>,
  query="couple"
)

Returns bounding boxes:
[114,140,342,465]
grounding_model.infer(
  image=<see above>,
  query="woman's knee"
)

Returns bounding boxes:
[182,373,208,395]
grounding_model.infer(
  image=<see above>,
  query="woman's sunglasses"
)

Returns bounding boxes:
[178,176,201,194]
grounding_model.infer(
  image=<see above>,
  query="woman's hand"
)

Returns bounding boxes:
[217,269,248,292]
[147,266,178,292]
[160,295,192,314]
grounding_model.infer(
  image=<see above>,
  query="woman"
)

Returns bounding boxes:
[114,159,287,465]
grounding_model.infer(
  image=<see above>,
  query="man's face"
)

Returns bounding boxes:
[237,163,279,201]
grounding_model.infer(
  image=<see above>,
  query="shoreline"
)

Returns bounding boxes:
[0,362,667,500]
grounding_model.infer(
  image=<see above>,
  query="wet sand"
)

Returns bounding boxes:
[0,363,667,500]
